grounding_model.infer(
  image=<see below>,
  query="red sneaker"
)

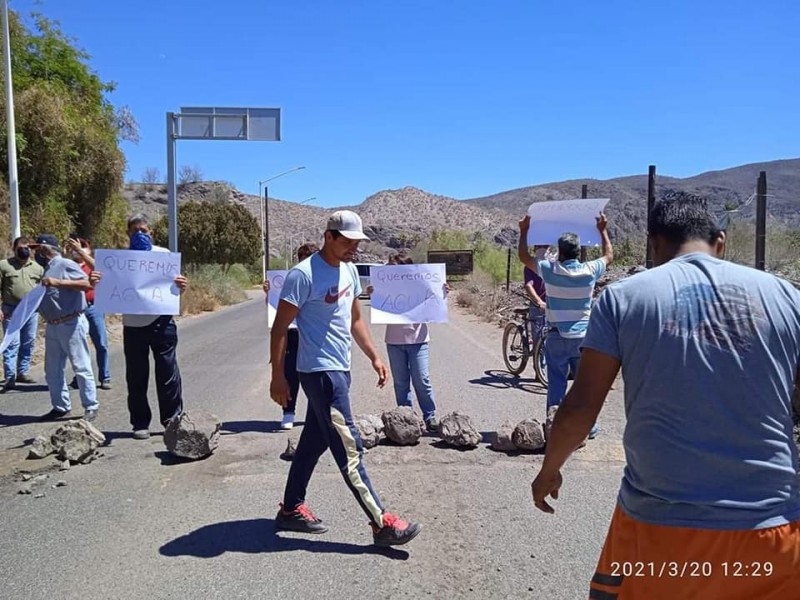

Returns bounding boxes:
[371,512,421,546]
[275,503,328,534]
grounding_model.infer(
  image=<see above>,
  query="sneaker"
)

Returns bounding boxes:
[39,408,71,422]
[1,378,16,392]
[425,417,439,433]
[275,503,328,534]
[371,512,421,547]
[15,373,36,384]
[84,410,98,422]
[99,380,112,390]
[280,413,295,430]
[588,425,599,440]
[132,429,151,440]
[68,378,78,390]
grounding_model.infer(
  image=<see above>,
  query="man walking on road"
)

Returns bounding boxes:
[0,236,44,391]
[270,210,421,547]
[517,214,613,432]
[31,235,99,422]
[532,194,800,598]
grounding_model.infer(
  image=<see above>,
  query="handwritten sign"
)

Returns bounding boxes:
[527,198,610,246]
[0,285,46,353]
[94,249,182,315]
[369,264,448,325]
[266,270,289,328]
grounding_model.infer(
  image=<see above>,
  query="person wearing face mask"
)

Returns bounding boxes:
[0,236,45,391]
[65,236,111,390]
[89,214,188,440]
[31,234,99,421]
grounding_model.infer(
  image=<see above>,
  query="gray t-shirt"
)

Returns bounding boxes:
[583,252,800,530]
[38,255,88,321]
[279,253,361,372]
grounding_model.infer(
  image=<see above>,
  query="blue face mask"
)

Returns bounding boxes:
[129,231,153,251]
[35,253,49,268]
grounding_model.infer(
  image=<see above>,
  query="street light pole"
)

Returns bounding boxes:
[258,165,305,277]
[2,0,20,244]
[283,196,317,269]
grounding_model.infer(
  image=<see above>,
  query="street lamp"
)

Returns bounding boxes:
[258,166,305,277]
[285,196,317,268]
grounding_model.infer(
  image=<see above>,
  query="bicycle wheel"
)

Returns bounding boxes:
[532,336,548,388]
[502,322,529,376]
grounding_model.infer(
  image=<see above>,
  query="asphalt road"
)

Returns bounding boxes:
[0,294,627,600]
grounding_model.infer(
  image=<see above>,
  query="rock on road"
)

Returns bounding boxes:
[0,294,626,599]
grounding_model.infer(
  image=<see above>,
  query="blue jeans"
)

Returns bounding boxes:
[528,304,546,346]
[2,301,39,380]
[284,371,385,526]
[544,331,583,409]
[386,342,437,422]
[84,303,111,382]
[45,315,97,412]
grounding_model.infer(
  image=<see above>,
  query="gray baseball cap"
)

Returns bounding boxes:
[326,210,370,241]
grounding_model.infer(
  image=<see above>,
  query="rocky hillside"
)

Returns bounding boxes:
[124,158,799,259]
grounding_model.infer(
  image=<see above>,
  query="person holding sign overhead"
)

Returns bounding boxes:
[262,242,318,430]
[89,214,188,440]
[30,234,99,422]
[518,212,613,438]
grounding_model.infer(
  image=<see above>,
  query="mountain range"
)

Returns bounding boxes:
[124,158,799,257]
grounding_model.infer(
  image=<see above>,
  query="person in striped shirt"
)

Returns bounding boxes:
[517,214,613,433]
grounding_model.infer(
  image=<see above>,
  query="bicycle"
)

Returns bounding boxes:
[502,291,548,387]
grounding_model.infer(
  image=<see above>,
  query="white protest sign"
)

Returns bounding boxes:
[93,249,182,315]
[527,198,610,246]
[0,285,46,353]
[266,270,289,328]
[369,264,448,325]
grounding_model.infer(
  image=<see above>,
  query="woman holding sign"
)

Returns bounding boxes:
[369,254,443,433]
[262,243,318,430]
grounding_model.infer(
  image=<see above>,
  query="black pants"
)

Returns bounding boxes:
[284,328,300,414]
[123,316,183,431]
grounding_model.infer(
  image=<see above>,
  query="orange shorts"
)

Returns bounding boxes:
[591,504,800,600]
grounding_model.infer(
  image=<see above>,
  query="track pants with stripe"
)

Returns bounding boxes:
[282,370,385,527]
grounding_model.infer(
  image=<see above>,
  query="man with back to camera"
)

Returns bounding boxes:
[270,210,421,547]
[532,193,800,598]
[517,213,613,437]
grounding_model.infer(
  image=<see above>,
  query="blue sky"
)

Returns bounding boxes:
[11,0,800,207]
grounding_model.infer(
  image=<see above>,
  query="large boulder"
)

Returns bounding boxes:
[489,420,517,452]
[164,411,221,460]
[45,420,107,464]
[438,412,482,448]
[353,414,384,449]
[512,419,546,451]
[382,407,423,445]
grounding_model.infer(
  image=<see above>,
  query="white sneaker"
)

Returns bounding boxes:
[281,413,295,430]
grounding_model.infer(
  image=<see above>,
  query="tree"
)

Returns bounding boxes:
[142,167,161,191]
[178,165,203,186]
[0,10,132,249]
[153,202,261,270]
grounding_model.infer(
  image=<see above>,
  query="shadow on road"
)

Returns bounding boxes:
[468,369,546,395]
[159,518,410,560]
[0,413,45,427]
[222,420,305,435]
[0,384,49,395]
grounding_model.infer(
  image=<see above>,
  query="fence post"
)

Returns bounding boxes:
[755,171,767,271]
[580,184,588,262]
[645,165,656,268]
[506,247,511,291]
